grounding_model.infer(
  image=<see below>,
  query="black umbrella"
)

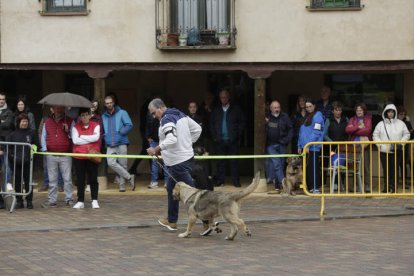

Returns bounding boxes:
[38,92,92,108]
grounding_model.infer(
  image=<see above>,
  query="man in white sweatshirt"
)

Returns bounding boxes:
[373,103,410,193]
[147,98,202,231]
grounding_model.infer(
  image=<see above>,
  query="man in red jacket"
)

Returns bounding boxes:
[41,105,74,208]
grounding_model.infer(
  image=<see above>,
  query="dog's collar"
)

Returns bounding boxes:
[183,190,199,205]
[184,189,208,205]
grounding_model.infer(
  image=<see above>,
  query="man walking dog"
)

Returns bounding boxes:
[146,98,202,231]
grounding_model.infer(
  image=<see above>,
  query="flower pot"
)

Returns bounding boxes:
[167,33,179,46]
[217,32,230,45]
[158,34,168,47]
[200,30,217,45]
[178,33,188,46]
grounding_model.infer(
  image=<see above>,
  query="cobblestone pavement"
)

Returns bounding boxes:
[0,184,413,274]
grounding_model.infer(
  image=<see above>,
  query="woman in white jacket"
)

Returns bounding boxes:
[373,104,410,193]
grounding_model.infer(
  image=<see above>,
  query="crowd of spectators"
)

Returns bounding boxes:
[0,85,413,211]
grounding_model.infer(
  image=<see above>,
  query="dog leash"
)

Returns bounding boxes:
[154,154,179,184]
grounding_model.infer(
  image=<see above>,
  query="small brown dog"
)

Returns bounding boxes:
[281,157,302,196]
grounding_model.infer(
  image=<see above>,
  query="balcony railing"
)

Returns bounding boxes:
[156,0,236,50]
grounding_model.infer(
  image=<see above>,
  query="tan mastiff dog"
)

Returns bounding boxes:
[172,172,260,240]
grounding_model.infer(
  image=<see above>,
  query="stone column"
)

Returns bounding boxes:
[247,70,273,192]
[86,68,111,190]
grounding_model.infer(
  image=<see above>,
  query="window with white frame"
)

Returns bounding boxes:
[170,0,229,33]
[42,0,88,13]
[156,0,236,49]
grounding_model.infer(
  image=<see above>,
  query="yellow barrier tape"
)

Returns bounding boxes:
[31,145,303,159]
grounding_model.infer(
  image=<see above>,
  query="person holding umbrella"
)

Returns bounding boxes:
[40,105,74,208]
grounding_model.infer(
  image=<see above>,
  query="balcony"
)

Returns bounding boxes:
[155,0,236,50]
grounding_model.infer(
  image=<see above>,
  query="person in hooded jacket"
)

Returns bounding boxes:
[298,98,324,194]
[373,104,410,193]
[6,113,37,209]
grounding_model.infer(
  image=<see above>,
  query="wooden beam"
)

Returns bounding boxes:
[253,78,266,177]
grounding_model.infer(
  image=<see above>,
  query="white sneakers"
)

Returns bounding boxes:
[148,181,158,189]
[6,183,14,192]
[73,201,100,209]
[129,174,136,191]
[92,200,100,209]
[73,202,84,209]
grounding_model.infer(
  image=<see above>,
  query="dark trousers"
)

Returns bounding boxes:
[129,138,150,173]
[216,140,240,185]
[166,158,194,223]
[396,147,407,182]
[15,161,32,203]
[74,158,99,202]
[306,151,321,191]
[380,152,396,192]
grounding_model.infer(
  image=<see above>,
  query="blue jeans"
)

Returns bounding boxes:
[166,158,194,223]
[150,141,168,183]
[266,144,286,186]
[306,151,321,191]
[265,158,274,182]
[1,154,12,190]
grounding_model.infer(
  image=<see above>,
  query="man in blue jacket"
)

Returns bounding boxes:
[102,94,134,192]
[265,100,293,192]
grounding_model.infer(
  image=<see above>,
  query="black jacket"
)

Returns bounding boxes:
[6,128,36,163]
[145,113,160,142]
[0,106,14,140]
[210,103,245,144]
[266,112,293,146]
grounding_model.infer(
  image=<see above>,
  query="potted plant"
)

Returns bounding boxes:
[216,32,230,46]
[167,33,179,46]
[178,33,188,46]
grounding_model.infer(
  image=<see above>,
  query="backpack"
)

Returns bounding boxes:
[187,28,200,46]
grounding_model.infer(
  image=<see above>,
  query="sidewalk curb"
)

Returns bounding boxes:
[2,211,413,233]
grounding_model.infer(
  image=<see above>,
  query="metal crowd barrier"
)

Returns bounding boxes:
[303,140,414,216]
[0,141,34,213]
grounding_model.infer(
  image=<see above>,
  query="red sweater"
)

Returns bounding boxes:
[72,121,101,159]
[345,114,373,141]
[45,116,73,153]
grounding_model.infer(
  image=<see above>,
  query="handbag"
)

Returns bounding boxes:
[383,121,401,153]
[88,148,102,164]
